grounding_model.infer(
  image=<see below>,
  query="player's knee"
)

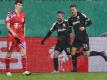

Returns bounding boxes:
[84,54,89,57]
[6,53,12,58]
[53,51,60,58]
[6,55,11,58]
[83,51,90,57]
[53,53,58,58]
[8,46,12,52]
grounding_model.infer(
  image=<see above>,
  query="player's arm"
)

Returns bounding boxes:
[67,18,73,34]
[24,15,26,36]
[79,13,92,31]
[5,12,17,37]
[66,20,72,33]
[80,13,92,27]
[85,18,92,27]
[41,31,52,45]
[67,19,74,38]
[83,14,92,27]
[68,26,72,34]
[5,22,17,37]
[68,17,73,27]
[24,24,26,36]
[41,22,57,45]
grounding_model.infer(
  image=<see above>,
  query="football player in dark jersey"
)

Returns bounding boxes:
[68,4,107,72]
[41,11,72,72]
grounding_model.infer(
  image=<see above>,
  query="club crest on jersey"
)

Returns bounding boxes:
[77,16,80,19]
[63,23,66,27]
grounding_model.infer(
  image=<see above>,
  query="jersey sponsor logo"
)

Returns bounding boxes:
[0,41,22,70]
[72,21,80,25]
[58,28,66,32]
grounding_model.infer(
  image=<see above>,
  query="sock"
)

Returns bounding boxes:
[53,58,58,71]
[5,58,11,72]
[72,55,77,71]
[59,59,65,71]
[90,51,107,60]
[21,56,27,71]
[90,51,104,56]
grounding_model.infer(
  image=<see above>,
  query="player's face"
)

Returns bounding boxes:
[57,13,64,22]
[15,3,23,12]
[70,7,77,16]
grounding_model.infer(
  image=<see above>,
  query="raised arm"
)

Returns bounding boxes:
[41,22,57,45]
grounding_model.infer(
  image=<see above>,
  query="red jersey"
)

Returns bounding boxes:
[5,10,26,36]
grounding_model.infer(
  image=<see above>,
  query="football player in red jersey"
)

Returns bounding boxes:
[5,0,31,76]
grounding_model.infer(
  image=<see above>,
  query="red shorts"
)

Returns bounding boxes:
[7,33,26,51]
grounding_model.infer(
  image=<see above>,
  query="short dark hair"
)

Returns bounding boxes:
[70,4,77,8]
[57,11,65,15]
[14,0,23,4]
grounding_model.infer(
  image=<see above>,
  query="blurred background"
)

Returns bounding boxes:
[0,0,107,37]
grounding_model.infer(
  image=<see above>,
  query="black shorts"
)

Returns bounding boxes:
[72,37,90,51]
[54,43,71,55]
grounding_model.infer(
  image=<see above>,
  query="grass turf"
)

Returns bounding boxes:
[0,72,107,80]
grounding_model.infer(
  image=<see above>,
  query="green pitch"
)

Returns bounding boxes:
[0,72,107,80]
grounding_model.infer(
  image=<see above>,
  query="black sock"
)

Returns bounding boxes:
[53,58,58,71]
[90,51,107,60]
[72,55,77,71]
[90,51,103,56]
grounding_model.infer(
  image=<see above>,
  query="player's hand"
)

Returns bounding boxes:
[15,37,21,43]
[79,27,85,31]
[41,40,45,45]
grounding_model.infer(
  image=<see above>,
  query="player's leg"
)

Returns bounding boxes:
[82,42,105,58]
[5,41,13,76]
[53,44,63,72]
[71,47,78,72]
[58,58,65,72]
[65,47,71,60]
[20,48,27,71]
[71,39,80,72]
[82,42,90,57]
[19,42,31,75]
[53,50,60,72]
[82,41,107,61]
[90,51,107,61]
[60,46,70,72]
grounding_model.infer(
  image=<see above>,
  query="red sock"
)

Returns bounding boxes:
[21,56,28,71]
[5,58,11,72]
